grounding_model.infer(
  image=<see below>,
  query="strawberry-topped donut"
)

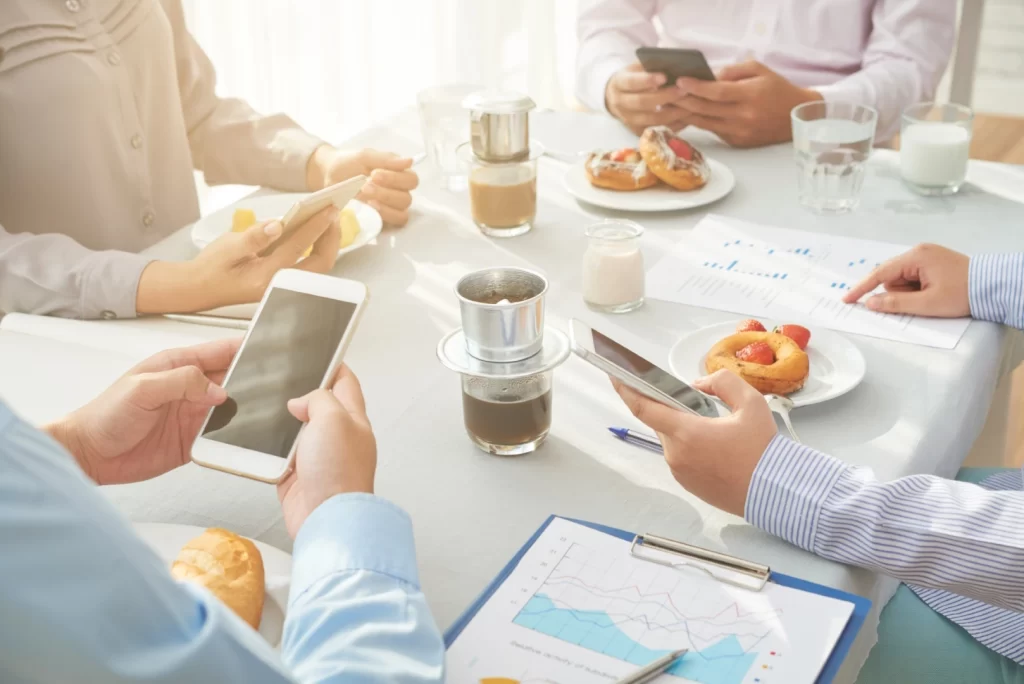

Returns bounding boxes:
[638,126,711,191]
[585,147,660,191]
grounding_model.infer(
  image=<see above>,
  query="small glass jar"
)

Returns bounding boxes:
[900,102,973,196]
[461,143,542,238]
[582,219,645,313]
[460,371,553,456]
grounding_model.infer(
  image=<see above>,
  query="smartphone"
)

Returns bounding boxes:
[263,174,367,254]
[192,269,369,483]
[569,319,718,417]
[635,47,716,85]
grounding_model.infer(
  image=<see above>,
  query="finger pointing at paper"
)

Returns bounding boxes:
[842,244,970,318]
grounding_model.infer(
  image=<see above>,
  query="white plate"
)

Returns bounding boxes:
[190,193,383,256]
[135,522,291,647]
[563,157,735,212]
[668,321,866,408]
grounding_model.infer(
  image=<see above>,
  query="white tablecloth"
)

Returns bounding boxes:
[3,110,1024,682]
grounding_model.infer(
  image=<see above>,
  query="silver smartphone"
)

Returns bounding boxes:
[569,319,718,417]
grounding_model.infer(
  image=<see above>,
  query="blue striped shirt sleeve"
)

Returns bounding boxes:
[745,435,1024,615]
[969,253,1024,328]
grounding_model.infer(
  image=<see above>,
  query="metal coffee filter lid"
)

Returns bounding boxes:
[462,90,536,114]
[438,326,570,379]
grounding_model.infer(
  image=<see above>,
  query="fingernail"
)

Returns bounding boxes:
[264,221,282,238]
[653,73,666,86]
[207,383,227,400]
[866,295,883,310]
[677,82,690,95]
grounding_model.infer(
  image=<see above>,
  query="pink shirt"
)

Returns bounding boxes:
[576,0,957,141]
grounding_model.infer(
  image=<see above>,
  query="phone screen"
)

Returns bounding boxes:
[202,288,357,457]
[591,329,717,417]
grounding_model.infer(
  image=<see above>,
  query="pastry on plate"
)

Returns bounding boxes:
[638,126,711,191]
[171,527,265,629]
[585,147,660,191]
[704,331,809,395]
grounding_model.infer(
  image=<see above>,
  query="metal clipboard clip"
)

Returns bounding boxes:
[630,533,771,592]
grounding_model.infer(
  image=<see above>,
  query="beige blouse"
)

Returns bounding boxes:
[0,0,325,319]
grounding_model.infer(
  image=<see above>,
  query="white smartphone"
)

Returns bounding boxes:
[192,269,369,483]
[263,174,367,253]
[569,319,718,417]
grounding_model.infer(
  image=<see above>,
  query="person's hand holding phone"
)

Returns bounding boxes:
[605,63,691,135]
[613,369,776,516]
[136,205,341,314]
[44,339,241,485]
[308,146,419,227]
[277,365,377,539]
[675,61,822,148]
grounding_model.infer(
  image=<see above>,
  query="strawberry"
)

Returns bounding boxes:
[735,341,775,365]
[735,319,767,333]
[773,324,811,350]
[667,137,693,161]
[610,147,636,162]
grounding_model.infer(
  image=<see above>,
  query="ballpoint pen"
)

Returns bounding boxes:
[613,649,688,684]
[608,427,664,454]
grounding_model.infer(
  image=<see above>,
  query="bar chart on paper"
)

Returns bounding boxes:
[646,215,971,349]
[445,518,855,684]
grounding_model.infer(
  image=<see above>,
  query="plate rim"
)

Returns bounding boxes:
[668,320,866,407]
[562,156,735,212]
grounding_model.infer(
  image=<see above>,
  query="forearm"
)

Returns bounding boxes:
[575,0,658,113]
[0,229,150,319]
[283,494,444,683]
[969,254,1024,329]
[746,436,1024,612]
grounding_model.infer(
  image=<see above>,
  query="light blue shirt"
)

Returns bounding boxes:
[0,404,445,683]
[747,254,1024,664]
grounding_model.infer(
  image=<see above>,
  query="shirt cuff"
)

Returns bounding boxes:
[813,79,897,143]
[266,125,327,193]
[968,254,1024,327]
[82,251,154,320]
[290,493,420,607]
[744,434,849,552]
[579,56,631,115]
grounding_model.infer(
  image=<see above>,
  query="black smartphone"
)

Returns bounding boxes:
[636,47,716,85]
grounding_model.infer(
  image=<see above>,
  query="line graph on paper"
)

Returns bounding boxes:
[512,543,781,684]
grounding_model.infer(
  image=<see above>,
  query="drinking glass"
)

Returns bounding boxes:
[461,371,553,456]
[900,102,973,196]
[582,219,645,313]
[791,102,878,214]
[417,84,482,191]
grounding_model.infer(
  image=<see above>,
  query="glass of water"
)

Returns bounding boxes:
[791,101,878,214]
[417,84,482,192]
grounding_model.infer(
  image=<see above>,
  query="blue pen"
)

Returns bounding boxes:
[608,427,664,454]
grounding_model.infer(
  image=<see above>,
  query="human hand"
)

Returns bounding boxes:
[613,369,776,516]
[842,243,971,317]
[309,146,419,226]
[44,338,241,485]
[277,365,377,539]
[675,61,822,148]
[136,206,340,314]
[605,62,692,135]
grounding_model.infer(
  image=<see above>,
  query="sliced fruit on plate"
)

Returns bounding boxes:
[735,341,775,365]
[773,324,811,351]
[232,208,257,233]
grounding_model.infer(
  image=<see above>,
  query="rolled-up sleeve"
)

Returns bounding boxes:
[575,0,659,113]
[813,0,957,142]
[0,224,150,319]
[968,253,1024,330]
[165,1,325,192]
[284,493,445,683]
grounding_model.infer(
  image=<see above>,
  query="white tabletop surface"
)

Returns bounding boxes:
[3,110,1024,682]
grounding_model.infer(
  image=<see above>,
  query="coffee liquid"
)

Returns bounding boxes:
[469,166,537,230]
[462,389,552,446]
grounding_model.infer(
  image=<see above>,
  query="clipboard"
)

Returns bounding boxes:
[445,515,872,684]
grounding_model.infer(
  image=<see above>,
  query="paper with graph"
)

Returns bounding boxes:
[645,215,970,349]
[446,518,854,684]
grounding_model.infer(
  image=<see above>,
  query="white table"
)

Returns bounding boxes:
[3,110,1024,682]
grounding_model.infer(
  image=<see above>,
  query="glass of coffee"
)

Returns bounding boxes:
[461,143,543,238]
[461,371,553,455]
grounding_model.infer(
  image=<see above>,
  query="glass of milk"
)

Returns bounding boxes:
[900,102,973,196]
[582,220,645,314]
[791,102,878,214]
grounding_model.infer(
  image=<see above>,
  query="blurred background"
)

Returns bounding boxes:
[182,0,1024,212]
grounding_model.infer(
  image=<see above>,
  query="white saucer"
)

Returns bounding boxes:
[135,523,291,647]
[438,327,570,379]
[191,194,382,256]
[668,321,866,408]
[563,157,735,212]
